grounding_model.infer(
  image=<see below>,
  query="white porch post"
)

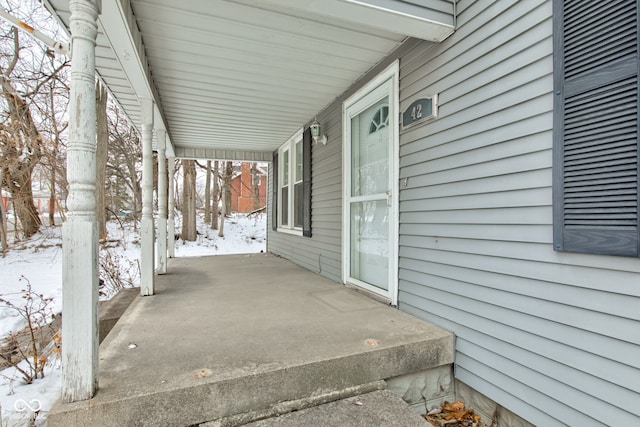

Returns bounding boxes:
[61,0,100,402]
[168,157,176,258]
[156,129,167,274]
[140,98,155,295]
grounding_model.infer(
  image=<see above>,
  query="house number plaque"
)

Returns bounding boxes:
[401,95,437,130]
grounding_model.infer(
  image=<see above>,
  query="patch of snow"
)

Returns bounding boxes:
[0,359,61,426]
[0,227,63,339]
[174,212,266,257]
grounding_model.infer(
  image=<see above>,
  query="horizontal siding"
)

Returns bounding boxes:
[397,0,640,426]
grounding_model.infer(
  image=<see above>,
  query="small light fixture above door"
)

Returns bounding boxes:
[310,119,327,145]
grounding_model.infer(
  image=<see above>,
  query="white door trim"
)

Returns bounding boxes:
[342,60,399,306]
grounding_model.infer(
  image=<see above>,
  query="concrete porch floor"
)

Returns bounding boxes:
[49,253,453,426]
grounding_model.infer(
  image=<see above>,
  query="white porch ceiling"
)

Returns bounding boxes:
[45,0,454,160]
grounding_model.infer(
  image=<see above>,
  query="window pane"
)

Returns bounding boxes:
[282,149,289,186]
[281,186,288,226]
[351,97,389,197]
[296,139,303,183]
[294,182,303,228]
[350,200,388,289]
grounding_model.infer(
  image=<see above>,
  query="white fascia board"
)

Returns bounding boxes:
[100,0,174,155]
[260,0,455,42]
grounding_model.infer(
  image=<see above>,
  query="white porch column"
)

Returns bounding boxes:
[140,98,155,295]
[168,157,176,258]
[156,129,167,274]
[61,0,100,403]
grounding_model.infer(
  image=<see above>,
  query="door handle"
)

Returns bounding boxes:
[386,190,391,206]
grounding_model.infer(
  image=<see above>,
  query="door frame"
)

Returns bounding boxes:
[342,60,399,306]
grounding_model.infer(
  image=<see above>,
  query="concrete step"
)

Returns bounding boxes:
[48,254,454,426]
[237,390,429,427]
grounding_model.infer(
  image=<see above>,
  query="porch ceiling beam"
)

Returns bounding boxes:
[99,0,175,156]
[174,147,274,162]
[257,0,455,42]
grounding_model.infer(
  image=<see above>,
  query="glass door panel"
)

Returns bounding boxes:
[348,97,390,291]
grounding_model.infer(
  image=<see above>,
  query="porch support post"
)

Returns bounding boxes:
[168,157,176,258]
[140,98,155,295]
[156,129,167,274]
[61,0,100,403]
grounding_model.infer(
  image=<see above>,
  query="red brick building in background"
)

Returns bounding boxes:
[230,163,267,213]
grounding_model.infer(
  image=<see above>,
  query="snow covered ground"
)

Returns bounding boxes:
[0,213,266,426]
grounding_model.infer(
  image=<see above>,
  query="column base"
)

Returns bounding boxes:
[62,219,99,402]
[157,217,167,274]
[140,217,155,296]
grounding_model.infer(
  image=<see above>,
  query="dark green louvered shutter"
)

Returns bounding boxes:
[303,127,312,237]
[553,0,640,256]
[272,151,278,231]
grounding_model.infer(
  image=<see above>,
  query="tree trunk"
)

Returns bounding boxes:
[95,81,108,239]
[0,167,7,254]
[204,160,211,224]
[48,85,65,228]
[2,164,41,239]
[218,182,226,238]
[181,159,197,241]
[251,162,260,210]
[218,161,233,237]
[224,161,233,214]
[211,160,219,230]
[48,191,56,226]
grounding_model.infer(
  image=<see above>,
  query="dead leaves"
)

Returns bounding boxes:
[425,401,484,427]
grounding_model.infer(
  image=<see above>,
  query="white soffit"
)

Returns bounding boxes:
[256,0,456,42]
[46,0,453,158]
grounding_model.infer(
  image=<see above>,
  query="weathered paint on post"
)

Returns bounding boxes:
[168,157,176,258]
[140,98,155,295]
[62,0,100,403]
[156,129,167,274]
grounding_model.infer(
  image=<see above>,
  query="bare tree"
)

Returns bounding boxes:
[204,160,211,224]
[42,81,68,227]
[0,3,69,239]
[251,162,260,210]
[224,161,232,215]
[0,28,42,239]
[181,159,197,241]
[0,166,7,254]
[95,80,108,239]
[105,102,141,221]
[218,161,232,237]
[211,160,219,230]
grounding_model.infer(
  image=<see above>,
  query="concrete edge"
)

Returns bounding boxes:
[98,287,139,343]
[48,335,454,426]
[200,380,387,427]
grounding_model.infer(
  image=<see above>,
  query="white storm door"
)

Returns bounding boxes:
[343,62,399,305]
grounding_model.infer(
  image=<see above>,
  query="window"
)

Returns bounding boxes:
[553,0,639,256]
[272,127,312,236]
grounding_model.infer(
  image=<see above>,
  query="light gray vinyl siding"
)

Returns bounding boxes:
[397,0,640,426]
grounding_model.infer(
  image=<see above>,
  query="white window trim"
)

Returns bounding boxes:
[277,128,304,235]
